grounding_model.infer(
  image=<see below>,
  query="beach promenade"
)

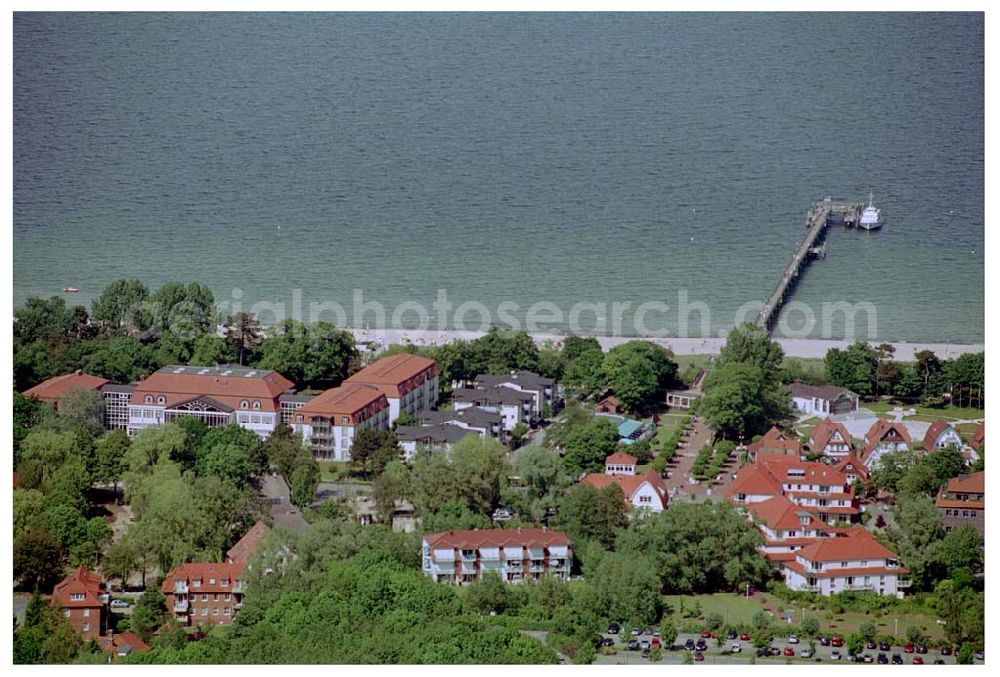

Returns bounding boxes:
[348,327,983,361]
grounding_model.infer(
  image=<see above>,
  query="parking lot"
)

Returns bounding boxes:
[593,628,982,666]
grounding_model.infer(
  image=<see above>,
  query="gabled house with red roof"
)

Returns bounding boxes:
[860,420,911,469]
[748,495,834,562]
[969,422,984,453]
[580,466,668,513]
[99,630,151,659]
[344,353,439,425]
[936,471,984,536]
[51,566,108,640]
[725,454,860,524]
[832,453,873,493]
[226,521,270,564]
[162,562,246,627]
[422,529,572,584]
[782,528,910,596]
[748,426,802,460]
[923,420,963,452]
[808,418,854,458]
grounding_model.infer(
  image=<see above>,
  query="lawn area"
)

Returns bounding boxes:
[673,354,713,385]
[861,400,984,422]
[781,357,826,381]
[662,593,947,642]
[317,460,355,482]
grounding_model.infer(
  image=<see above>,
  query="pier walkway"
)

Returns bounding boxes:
[755,199,862,333]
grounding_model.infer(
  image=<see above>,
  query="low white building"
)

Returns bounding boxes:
[922,419,963,451]
[787,382,859,416]
[396,424,478,459]
[782,528,911,597]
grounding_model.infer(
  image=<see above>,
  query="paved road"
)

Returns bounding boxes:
[594,630,977,666]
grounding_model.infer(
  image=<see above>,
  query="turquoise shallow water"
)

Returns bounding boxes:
[13,12,984,341]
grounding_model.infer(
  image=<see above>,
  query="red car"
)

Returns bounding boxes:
[904,644,915,654]
[651,637,662,649]
[913,656,924,665]
[831,636,844,648]
[740,633,750,641]
[783,647,794,657]
[694,652,705,662]
[701,630,711,638]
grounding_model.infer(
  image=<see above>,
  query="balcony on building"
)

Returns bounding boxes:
[174,581,189,594]
[173,599,189,613]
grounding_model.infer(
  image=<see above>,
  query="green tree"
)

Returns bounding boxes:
[563,416,619,474]
[199,443,253,489]
[102,538,139,590]
[824,341,877,396]
[513,445,564,499]
[82,337,156,383]
[938,525,983,579]
[562,335,602,362]
[556,483,627,550]
[189,334,235,366]
[257,319,357,388]
[602,353,658,412]
[801,616,820,637]
[149,281,216,337]
[56,387,106,437]
[14,529,64,590]
[562,349,606,396]
[718,323,784,382]
[224,312,263,366]
[700,361,790,439]
[91,279,152,336]
[131,588,167,643]
[95,429,130,501]
[465,572,510,615]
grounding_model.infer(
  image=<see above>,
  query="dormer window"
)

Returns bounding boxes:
[209,577,216,584]
[145,395,153,404]
[157,395,166,404]
[193,578,202,587]
[70,593,85,601]
[253,400,261,410]
[241,400,249,409]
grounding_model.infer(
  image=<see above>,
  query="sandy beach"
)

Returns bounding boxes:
[348,327,983,361]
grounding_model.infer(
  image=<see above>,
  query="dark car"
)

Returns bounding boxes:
[879,641,891,651]
[694,652,704,662]
[769,647,781,656]
[891,654,903,664]
[695,640,707,651]
[877,653,888,664]
[601,637,615,648]
[607,623,620,635]
[670,645,684,652]
[628,640,640,651]
[940,647,953,656]
[934,659,945,665]
[756,648,769,658]
[727,630,738,640]
[866,640,877,650]
[684,639,696,651]
[916,645,927,654]
[641,647,650,658]
[819,636,830,646]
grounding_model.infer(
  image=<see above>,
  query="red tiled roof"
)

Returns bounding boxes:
[605,452,637,466]
[344,354,438,398]
[749,495,827,531]
[296,383,387,424]
[832,452,870,479]
[131,368,294,413]
[794,528,898,562]
[226,521,270,564]
[935,498,984,510]
[100,631,151,656]
[784,559,908,579]
[23,372,110,404]
[809,418,853,453]
[970,422,985,452]
[859,419,911,464]
[52,566,106,608]
[757,454,848,485]
[425,528,571,550]
[923,419,958,450]
[725,464,782,499]
[161,562,245,595]
[749,427,802,456]
[943,471,984,495]
[581,469,668,507]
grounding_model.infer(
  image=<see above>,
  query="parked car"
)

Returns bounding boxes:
[726,630,738,640]
[818,636,830,646]
[627,640,640,651]
[800,648,814,658]
[653,630,660,638]
[974,651,984,661]
[862,654,874,663]
[684,639,696,651]
[769,647,781,656]
[892,654,903,665]
[866,639,877,650]
[607,623,620,635]
[788,636,799,645]
[643,627,654,636]
[831,636,844,647]
[940,646,953,656]
[641,647,650,658]
[740,632,750,641]
[934,659,945,665]
[912,656,924,665]
[694,652,704,662]
[877,653,888,664]
[695,639,707,651]
[651,637,662,649]
[916,645,927,654]
[630,628,642,637]
[731,644,741,654]
[878,641,891,651]
[700,629,711,638]
[904,643,915,654]
[640,640,650,650]
[783,647,794,657]
[756,648,769,658]
[601,637,615,648]
[109,599,130,609]
[830,651,841,661]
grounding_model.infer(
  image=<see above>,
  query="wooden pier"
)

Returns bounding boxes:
[755,199,863,333]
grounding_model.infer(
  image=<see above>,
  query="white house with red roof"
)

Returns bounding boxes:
[344,353,439,425]
[580,467,669,514]
[748,495,834,563]
[726,454,859,524]
[162,562,247,626]
[832,453,873,492]
[604,452,637,476]
[782,528,910,596]
[860,419,912,469]
[422,528,572,584]
[127,365,296,438]
[922,419,963,451]
[808,418,854,458]
[289,383,390,460]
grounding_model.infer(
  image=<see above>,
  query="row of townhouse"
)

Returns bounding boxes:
[578,452,669,513]
[49,566,151,659]
[395,406,507,458]
[422,528,572,584]
[452,370,557,432]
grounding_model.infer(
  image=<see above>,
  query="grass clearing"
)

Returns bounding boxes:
[861,400,984,421]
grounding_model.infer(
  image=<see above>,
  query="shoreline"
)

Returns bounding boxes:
[346,328,983,361]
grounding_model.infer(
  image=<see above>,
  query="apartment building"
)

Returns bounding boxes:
[225,520,271,564]
[162,562,247,627]
[472,370,557,423]
[782,528,911,597]
[417,407,505,441]
[725,454,860,524]
[452,386,534,433]
[344,353,439,425]
[936,471,984,536]
[396,424,478,459]
[422,529,572,584]
[748,495,834,563]
[126,365,296,438]
[289,383,390,461]
[51,566,108,641]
